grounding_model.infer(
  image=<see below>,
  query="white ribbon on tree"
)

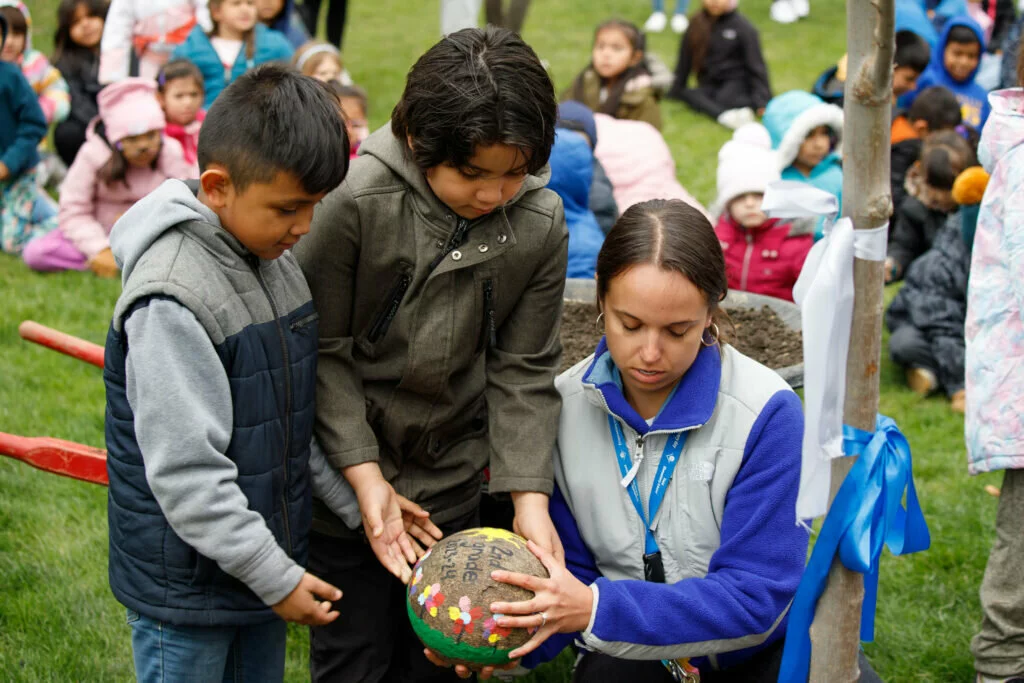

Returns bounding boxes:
[762,181,888,521]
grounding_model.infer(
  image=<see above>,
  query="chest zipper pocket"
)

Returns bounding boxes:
[290,312,319,331]
[367,268,413,344]
[477,278,497,353]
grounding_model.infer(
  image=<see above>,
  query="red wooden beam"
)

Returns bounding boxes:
[18,320,104,369]
[0,432,108,486]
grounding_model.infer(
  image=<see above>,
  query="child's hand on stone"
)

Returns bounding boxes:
[271,571,342,625]
[345,462,417,582]
[396,494,443,554]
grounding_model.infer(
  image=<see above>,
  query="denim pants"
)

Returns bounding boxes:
[127,609,287,683]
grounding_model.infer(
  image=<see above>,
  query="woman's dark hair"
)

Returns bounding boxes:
[571,19,649,117]
[596,199,729,337]
[52,0,108,66]
[920,130,977,191]
[94,121,159,187]
[208,0,255,62]
[156,58,205,93]
[1017,35,1024,86]
[391,27,556,174]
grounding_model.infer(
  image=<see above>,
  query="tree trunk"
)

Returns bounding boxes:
[807,0,895,679]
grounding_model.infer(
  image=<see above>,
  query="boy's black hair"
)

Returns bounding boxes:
[894,30,930,73]
[52,0,108,67]
[920,130,977,191]
[947,25,982,49]
[907,86,962,130]
[198,64,349,194]
[0,6,26,37]
[157,58,205,93]
[0,13,7,48]
[391,27,556,175]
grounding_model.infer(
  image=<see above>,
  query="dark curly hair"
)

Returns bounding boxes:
[391,26,556,175]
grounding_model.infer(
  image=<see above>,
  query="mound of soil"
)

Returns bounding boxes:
[559,301,803,372]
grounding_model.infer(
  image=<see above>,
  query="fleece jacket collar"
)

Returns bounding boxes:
[581,338,721,435]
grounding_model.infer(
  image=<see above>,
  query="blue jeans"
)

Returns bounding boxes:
[127,609,287,682]
[653,0,689,14]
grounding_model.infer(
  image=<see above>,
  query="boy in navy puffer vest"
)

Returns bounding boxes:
[103,65,351,682]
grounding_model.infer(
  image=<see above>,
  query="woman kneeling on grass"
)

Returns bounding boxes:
[491,199,808,681]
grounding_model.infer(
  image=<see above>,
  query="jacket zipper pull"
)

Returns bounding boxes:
[621,436,644,488]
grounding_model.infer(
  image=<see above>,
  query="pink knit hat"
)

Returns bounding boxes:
[98,78,166,144]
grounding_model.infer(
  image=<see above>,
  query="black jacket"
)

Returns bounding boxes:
[55,51,101,127]
[890,138,922,217]
[983,0,1017,54]
[886,213,970,392]
[888,194,951,277]
[667,10,772,108]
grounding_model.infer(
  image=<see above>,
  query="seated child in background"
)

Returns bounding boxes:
[966,0,1015,90]
[23,78,193,275]
[99,0,211,83]
[547,127,606,279]
[0,2,70,127]
[564,19,662,130]
[330,82,369,156]
[667,0,773,130]
[557,100,619,234]
[172,0,293,108]
[255,0,308,49]
[886,166,989,413]
[713,123,812,302]
[902,17,991,130]
[887,129,977,282]
[892,85,963,210]
[592,112,711,221]
[0,14,58,255]
[294,39,352,84]
[763,90,844,241]
[157,59,205,168]
[103,65,356,682]
[815,33,928,111]
[51,0,107,168]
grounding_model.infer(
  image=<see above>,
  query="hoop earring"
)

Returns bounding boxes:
[595,312,605,325]
[701,322,720,347]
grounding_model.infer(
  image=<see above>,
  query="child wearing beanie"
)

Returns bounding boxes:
[713,122,812,302]
[23,78,193,276]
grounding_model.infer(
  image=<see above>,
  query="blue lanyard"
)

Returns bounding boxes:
[608,415,687,555]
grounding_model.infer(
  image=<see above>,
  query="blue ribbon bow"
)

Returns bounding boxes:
[778,415,931,683]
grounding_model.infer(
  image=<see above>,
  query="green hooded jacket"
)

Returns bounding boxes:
[294,127,569,535]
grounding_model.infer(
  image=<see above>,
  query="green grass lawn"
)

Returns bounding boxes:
[0,0,1004,680]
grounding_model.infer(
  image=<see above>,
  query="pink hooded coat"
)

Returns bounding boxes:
[592,113,710,221]
[57,81,192,259]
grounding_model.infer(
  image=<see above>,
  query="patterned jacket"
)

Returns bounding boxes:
[965,88,1024,473]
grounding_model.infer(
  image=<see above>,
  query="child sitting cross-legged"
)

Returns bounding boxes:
[22,78,193,275]
[564,18,662,130]
[713,123,812,303]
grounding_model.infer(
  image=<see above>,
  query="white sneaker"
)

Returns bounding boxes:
[770,0,799,23]
[790,0,810,18]
[717,107,755,130]
[670,13,689,33]
[644,11,668,32]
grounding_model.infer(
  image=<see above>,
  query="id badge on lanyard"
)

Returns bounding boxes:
[608,416,699,681]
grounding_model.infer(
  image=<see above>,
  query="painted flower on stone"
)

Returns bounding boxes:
[409,566,424,597]
[449,596,483,639]
[483,614,512,649]
[418,583,445,617]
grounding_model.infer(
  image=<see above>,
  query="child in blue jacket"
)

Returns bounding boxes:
[902,16,991,130]
[173,0,292,108]
[547,127,605,279]
[762,90,844,241]
[0,14,57,254]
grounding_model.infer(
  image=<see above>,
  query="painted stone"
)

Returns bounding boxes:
[406,527,548,666]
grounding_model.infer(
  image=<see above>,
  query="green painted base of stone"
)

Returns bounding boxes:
[406,600,514,666]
